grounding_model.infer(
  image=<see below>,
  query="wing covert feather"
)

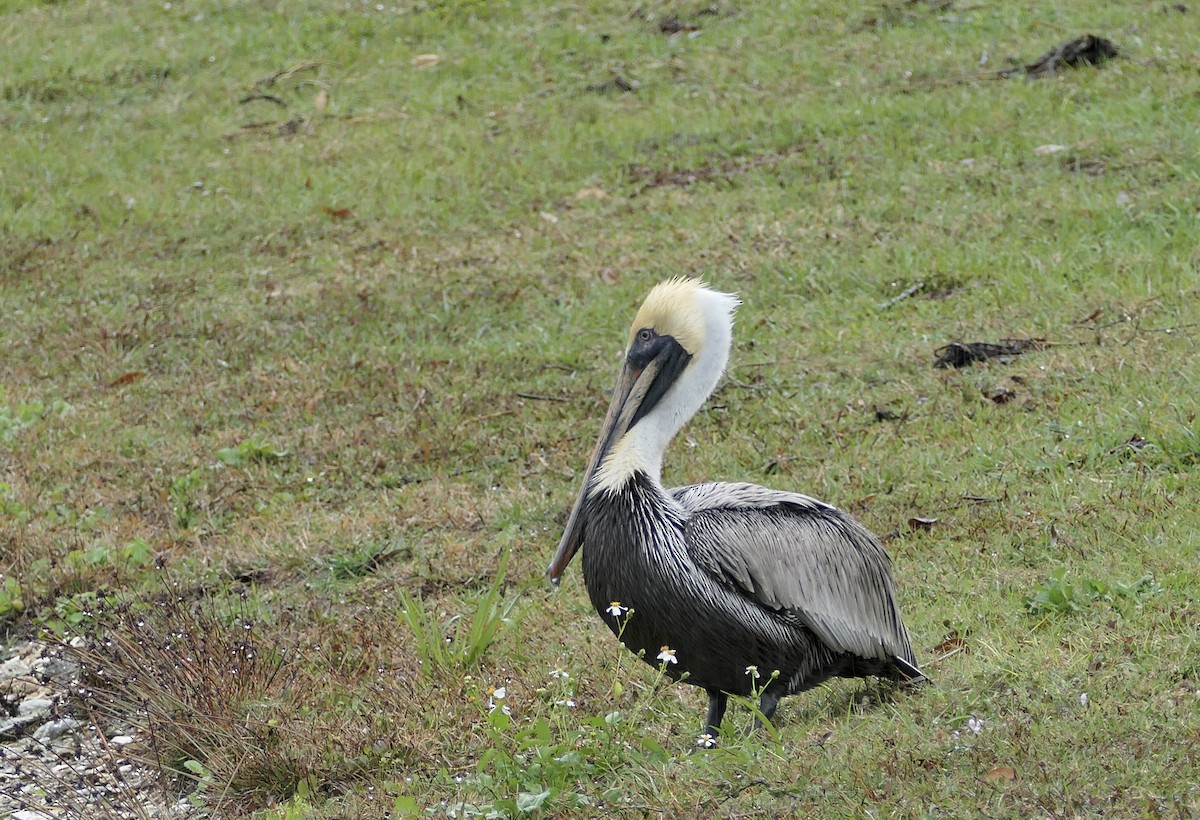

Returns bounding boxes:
[672,482,916,664]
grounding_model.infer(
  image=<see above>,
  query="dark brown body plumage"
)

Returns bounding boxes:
[581,473,922,734]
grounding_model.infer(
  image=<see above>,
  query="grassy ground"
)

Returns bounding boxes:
[3,0,1199,816]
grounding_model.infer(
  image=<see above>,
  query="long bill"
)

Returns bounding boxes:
[546,360,645,585]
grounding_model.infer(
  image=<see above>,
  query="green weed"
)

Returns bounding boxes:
[326,539,399,581]
[0,575,23,617]
[1026,570,1164,616]
[0,397,72,443]
[216,438,288,467]
[399,552,518,674]
[0,482,30,523]
[168,469,205,530]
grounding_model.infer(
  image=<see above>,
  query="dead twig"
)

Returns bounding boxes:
[516,392,570,402]
[878,282,924,310]
[1122,320,1200,345]
[255,60,327,89]
[238,94,288,108]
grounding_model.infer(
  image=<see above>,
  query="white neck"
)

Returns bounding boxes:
[593,289,737,492]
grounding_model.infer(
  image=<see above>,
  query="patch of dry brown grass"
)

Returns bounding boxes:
[57,579,430,812]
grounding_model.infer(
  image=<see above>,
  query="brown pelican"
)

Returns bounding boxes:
[547,278,925,742]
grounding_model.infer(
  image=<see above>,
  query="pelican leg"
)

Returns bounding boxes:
[702,691,728,744]
[755,690,781,730]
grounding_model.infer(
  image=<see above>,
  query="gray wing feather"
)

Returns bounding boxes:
[671,482,916,665]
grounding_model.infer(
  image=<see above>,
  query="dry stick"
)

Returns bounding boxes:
[516,392,571,402]
[255,60,327,88]
[878,282,924,310]
[878,493,1001,542]
[928,645,966,666]
[238,94,288,108]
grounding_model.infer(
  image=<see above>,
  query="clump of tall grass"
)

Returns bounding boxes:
[59,580,328,811]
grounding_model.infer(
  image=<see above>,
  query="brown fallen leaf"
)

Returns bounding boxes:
[108,371,146,388]
[984,387,1017,404]
[411,54,441,69]
[934,633,969,654]
[907,516,938,531]
[983,766,1018,783]
[659,15,700,34]
[321,206,353,220]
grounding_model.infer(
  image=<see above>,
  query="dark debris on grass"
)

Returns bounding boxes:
[998,34,1119,79]
[933,339,1046,369]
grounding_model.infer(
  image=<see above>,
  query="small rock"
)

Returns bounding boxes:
[33,717,82,741]
[0,656,33,680]
[110,734,135,746]
[32,657,79,682]
[0,714,40,740]
[14,810,58,820]
[2,676,47,697]
[18,697,54,718]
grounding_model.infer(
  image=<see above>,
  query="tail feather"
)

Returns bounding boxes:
[894,655,932,687]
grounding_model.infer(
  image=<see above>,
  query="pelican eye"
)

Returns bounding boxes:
[636,328,655,344]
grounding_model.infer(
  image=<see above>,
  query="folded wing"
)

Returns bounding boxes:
[673,482,917,667]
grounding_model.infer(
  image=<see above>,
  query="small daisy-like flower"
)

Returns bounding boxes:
[549,668,570,680]
[554,699,577,708]
[745,664,759,679]
[696,733,717,749]
[966,716,983,735]
[486,686,511,715]
[606,601,628,617]
[1079,692,1089,707]
[657,646,678,665]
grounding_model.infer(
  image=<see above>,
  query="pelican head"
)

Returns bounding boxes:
[547,278,740,584]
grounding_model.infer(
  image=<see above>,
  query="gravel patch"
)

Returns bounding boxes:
[1,639,201,819]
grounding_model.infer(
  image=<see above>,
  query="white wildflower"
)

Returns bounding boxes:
[606,601,628,617]
[967,716,984,735]
[656,646,678,665]
[487,686,511,715]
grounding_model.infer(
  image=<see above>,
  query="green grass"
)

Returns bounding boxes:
[3,0,1199,816]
